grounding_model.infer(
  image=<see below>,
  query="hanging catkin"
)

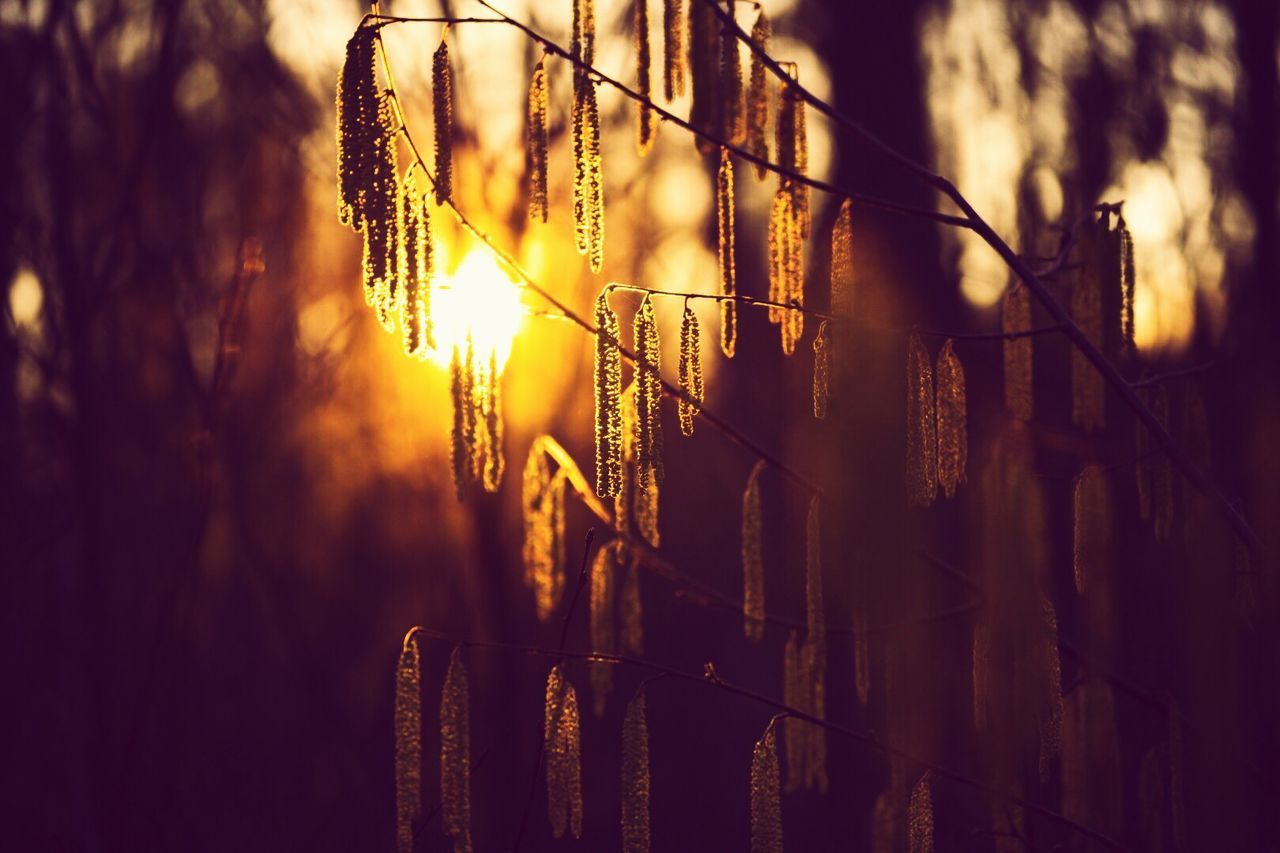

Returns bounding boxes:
[717,148,738,358]
[440,647,472,853]
[620,554,645,654]
[767,182,804,354]
[1072,227,1106,431]
[687,0,717,152]
[750,726,783,853]
[432,33,453,206]
[526,59,550,222]
[522,441,567,620]
[934,339,966,498]
[595,291,624,497]
[802,638,828,792]
[394,631,421,853]
[906,333,938,507]
[634,295,664,489]
[544,664,584,839]
[1073,466,1110,594]
[812,322,830,419]
[635,0,657,154]
[449,344,475,500]
[853,603,870,704]
[782,631,805,793]
[337,26,377,229]
[619,382,661,548]
[1038,598,1064,782]
[719,2,743,143]
[662,0,684,101]
[480,351,504,492]
[572,0,604,271]
[589,541,617,717]
[400,169,435,355]
[1002,284,1033,421]
[908,772,934,853]
[678,304,703,436]
[1118,215,1136,358]
[621,690,651,853]
[830,199,854,316]
[742,461,766,641]
[745,13,770,179]
[364,91,400,324]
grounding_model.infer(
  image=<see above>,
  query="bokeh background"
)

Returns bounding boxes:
[2,0,1277,850]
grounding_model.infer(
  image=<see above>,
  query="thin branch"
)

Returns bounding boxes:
[408,626,1131,852]
[1128,361,1220,389]
[703,0,1260,556]
[606,281,838,322]
[913,322,1067,342]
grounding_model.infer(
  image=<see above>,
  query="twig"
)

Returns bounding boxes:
[1128,361,1220,389]
[409,626,1131,852]
[606,282,839,322]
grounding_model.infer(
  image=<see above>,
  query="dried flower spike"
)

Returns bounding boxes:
[595,291,624,497]
[719,2,743,143]
[635,0,657,154]
[589,541,617,717]
[526,59,550,222]
[750,725,783,853]
[812,322,830,419]
[337,26,378,229]
[745,13,770,179]
[573,76,605,272]
[678,304,704,436]
[440,646,472,853]
[742,461,766,641]
[634,295,664,490]
[432,33,453,206]
[906,333,938,507]
[1002,284,1033,421]
[394,630,421,853]
[621,690,651,853]
[717,148,738,358]
[662,0,684,101]
[934,339,966,498]
[908,772,933,853]
[544,664,584,838]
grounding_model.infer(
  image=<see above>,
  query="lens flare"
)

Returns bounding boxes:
[429,249,526,370]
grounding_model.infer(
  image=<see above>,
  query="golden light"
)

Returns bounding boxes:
[428,248,526,371]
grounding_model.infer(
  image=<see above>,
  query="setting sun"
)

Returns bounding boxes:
[429,248,526,371]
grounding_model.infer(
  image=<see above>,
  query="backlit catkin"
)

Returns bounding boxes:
[934,339,966,498]
[812,322,829,419]
[589,541,617,717]
[481,351,504,492]
[719,2,743,143]
[595,291,624,497]
[400,169,435,356]
[394,631,421,853]
[782,632,805,792]
[621,555,645,655]
[687,0,717,151]
[363,91,400,324]
[717,148,738,358]
[1002,284,1033,421]
[449,344,474,500]
[432,34,453,206]
[522,441,567,620]
[830,199,853,316]
[745,13,770,179]
[1119,215,1136,358]
[662,0,684,101]
[908,772,933,853]
[767,182,805,354]
[1072,228,1105,430]
[621,690,651,853]
[678,304,703,436]
[750,726,783,853]
[337,26,378,229]
[440,646,472,853]
[906,333,938,507]
[526,59,549,222]
[544,664,583,839]
[1073,466,1110,594]
[742,461,766,641]
[634,296,664,489]
[635,0,657,154]
[572,0,604,271]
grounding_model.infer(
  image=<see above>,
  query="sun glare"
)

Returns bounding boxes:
[428,249,526,370]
